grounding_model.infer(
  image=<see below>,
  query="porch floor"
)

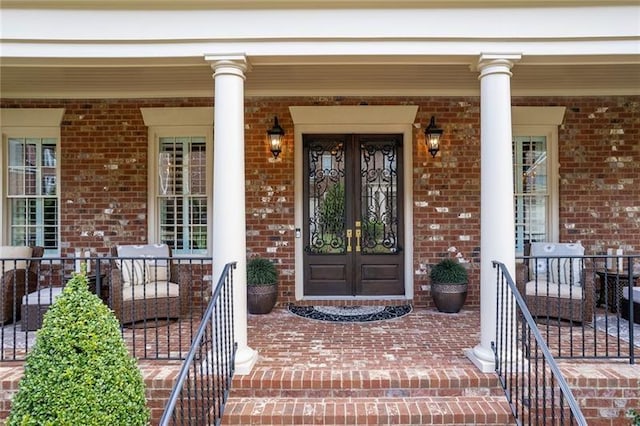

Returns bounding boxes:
[243,304,487,374]
[223,306,514,425]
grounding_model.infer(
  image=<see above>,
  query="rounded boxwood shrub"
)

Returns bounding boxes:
[8,271,150,426]
[247,257,278,287]
[430,258,468,285]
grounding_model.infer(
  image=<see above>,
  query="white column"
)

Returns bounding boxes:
[206,55,257,375]
[466,53,521,373]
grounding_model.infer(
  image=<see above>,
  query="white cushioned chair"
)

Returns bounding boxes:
[110,244,189,325]
[0,246,44,324]
[517,242,594,323]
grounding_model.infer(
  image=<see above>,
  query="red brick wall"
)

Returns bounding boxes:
[563,363,640,426]
[2,96,638,309]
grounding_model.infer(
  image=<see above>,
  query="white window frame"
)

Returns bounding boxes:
[0,108,64,255]
[512,106,565,255]
[141,107,213,257]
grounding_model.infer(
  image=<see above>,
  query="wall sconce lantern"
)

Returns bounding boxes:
[424,115,443,158]
[267,116,285,159]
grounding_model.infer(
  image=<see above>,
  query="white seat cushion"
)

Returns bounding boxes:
[525,280,585,301]
[622,286,640,301]
[0,246,33,271]
[22,287,63,305]
[121,281,179,302]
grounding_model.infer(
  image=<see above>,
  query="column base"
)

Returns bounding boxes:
[234,345,258,375]
[465,344,495,373]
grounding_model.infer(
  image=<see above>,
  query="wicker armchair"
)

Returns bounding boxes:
[516,242,594,323]
[109,244,189,325]
[0,246,44,324]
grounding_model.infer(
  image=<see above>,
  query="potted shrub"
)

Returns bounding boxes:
[429,258,468,313]
[247,257,278,314]
[8,270,149,425]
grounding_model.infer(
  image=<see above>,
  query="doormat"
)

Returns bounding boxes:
[288,304,412,323]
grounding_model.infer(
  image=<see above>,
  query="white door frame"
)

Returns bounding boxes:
[290,105,418,300]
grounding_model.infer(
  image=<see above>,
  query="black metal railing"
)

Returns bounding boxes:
[1,254,213,361]
[517,254,637,364]
[493,261,587,425]
[159,262,236,426]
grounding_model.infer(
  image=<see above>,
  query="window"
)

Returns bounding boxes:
[512,107,564,255]
[141,107,213,256]
[513,136,549,254]
[158,136,208,255]
[1,109,64,255]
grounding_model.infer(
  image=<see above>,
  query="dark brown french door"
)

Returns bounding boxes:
[302,134,404,296]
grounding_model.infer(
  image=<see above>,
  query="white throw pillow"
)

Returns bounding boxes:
[120,259,149,287]
[147,264,169,282]
[117,244,170,283]
[529,242,584,287]
[548,258,583,287]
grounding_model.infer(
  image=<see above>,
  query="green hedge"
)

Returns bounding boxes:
[9,271,150,426]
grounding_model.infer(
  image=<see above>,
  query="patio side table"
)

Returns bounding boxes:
[595,269,640,313]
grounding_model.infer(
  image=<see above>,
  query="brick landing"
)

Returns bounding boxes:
[2,307,639,425]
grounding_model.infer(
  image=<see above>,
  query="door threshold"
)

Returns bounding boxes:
[292,298,411,308]
[301,295,409,300]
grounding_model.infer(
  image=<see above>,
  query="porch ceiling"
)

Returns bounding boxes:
[1,1,638,99]
[1,60,639,99]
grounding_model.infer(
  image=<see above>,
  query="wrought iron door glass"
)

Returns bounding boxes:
[360,141,399,254]
[307,141,346,254]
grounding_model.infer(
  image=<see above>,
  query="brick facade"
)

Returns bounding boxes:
[2,96,638,309]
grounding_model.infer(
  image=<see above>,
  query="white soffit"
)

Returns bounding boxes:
[1,62,639,98]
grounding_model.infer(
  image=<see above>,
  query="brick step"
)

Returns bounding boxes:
[230,368,503,398]
[222,395,515,425]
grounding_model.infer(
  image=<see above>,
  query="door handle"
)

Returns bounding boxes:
[346,229,353,252]
[355,229,361,252]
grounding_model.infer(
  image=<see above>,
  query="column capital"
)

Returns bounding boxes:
[204,54,249,79]
[476,53,522,79]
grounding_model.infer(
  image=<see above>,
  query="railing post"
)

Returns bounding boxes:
[627,258,635,364]
[94,258,101,300]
